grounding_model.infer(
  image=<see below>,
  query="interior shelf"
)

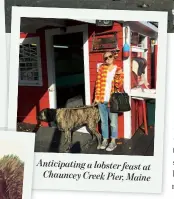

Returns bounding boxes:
[131,46,148,53]
[130,88,156,99]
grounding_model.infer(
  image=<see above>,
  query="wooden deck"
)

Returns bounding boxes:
[33,126,154,156]
[17,122,154,155]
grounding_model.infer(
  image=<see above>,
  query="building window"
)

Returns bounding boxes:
[19,37,42,86]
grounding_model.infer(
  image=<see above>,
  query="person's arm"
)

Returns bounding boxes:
[94,66,102,102]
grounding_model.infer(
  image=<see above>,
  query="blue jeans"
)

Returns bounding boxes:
[98,102,118,139]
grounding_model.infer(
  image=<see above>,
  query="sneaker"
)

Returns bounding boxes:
[106,142,117,151]
[100,139,108,149]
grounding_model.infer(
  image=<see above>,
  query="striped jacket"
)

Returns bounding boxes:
[94,64,124,103]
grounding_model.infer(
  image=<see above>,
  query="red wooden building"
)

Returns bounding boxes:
[18,19,158,139]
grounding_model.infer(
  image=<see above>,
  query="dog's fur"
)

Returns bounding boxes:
[37,106,102,151]
[0,155,24,199]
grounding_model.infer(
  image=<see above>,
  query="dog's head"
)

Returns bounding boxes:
[37,108,57,123]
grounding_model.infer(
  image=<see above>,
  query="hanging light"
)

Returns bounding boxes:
[151,39,156,45]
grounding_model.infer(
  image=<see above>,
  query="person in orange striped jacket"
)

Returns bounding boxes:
[94,51,124,151]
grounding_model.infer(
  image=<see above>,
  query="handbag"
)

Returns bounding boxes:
[110,83,131,113]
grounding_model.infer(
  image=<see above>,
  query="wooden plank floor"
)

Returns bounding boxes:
[34,126,154,156]
[17,122,154,155]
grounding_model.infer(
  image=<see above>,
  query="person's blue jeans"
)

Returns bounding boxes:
[98,102,118,139]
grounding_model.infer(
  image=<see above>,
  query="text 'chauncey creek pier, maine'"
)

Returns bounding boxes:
[36,160,152,181]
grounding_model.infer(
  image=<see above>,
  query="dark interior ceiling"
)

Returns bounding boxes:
[20,18,98,33]
[20,17,66,33]
[5,0,173,33]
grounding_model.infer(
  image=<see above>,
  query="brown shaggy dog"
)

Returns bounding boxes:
[37,106,102,151]
[0,155,24,199]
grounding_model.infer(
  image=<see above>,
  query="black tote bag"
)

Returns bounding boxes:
[110,84,131,113]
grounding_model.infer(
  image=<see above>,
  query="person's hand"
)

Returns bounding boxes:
[94,99,99,104]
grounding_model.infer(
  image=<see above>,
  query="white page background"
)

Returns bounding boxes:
[0,0,8,130]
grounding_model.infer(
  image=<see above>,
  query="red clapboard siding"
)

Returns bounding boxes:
[18,21,152,138]
[154,45,158,88]
[147,38,152,88]
[18,31,49,126]
[88,22,124,138]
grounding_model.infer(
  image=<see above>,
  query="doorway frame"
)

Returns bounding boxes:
[45,24,90,110]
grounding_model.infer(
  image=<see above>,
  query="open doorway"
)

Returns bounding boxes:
[53,32,85,108]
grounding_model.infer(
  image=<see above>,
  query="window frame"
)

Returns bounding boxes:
[19,37,43,86]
